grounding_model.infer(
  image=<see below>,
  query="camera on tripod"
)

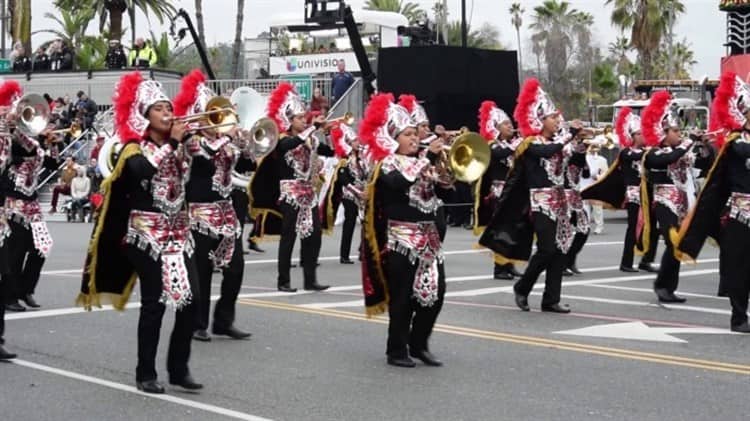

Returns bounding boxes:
[397,19,441,46]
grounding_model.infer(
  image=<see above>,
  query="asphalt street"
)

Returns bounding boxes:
[1,210,747,421]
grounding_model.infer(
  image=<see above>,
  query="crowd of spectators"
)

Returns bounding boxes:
[9,35,159,74]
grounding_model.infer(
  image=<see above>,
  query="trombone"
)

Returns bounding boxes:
[49,121,83,138]
[420,131,490,183]
[164,96,239,134]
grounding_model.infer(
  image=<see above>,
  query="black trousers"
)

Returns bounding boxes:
[653,205,681,292]
[514,213,566,306]
[340,199,358,260]
[0,242,7,343]
[4,220,45,303]
[231,188,249,243]
[125,245,198,382]
[386,252,446,358]
[192,231,244,332]
[278,202,321,287]
[719,219,750,327]
[620,202,658,268]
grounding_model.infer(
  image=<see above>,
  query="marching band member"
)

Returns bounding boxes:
[321,120,364,264]
[2,83,57,312]
[173,70,252,342]
[78,72,201,393]
[473,100,522,280]
[397,94,449,242]
[0,80,17,359]
[478,78,573,314]
[251,83,332,293]
[673,72,750,332]
[640,91,694,303]
[561,119,591,276]
[360,93,452,367]
[581,107,659,272]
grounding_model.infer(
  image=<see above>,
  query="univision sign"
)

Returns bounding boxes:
[271,52,360,75]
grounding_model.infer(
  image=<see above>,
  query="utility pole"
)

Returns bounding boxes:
[442,0,448,45]
[461,0,467,48]
[0,0,5,58]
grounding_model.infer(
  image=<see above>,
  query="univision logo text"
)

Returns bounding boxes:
[285,57,345,72]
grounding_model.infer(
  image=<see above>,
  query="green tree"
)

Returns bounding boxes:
[530,1,592,109]
[77,36,108,70]
[510,2,524,77]
[608,36,632,75]
[606,0,686,79]
[9,0,32,55]
[34,8,96,52]
[149,31,172,68]
[54,0,176,44]
[654,38,696,79]
[364,0,426,25]
[445,21,502,49]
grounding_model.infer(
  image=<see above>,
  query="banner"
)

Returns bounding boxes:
[270,52,360,75]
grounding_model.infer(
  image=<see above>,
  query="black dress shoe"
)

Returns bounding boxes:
[638,262,658,273]
[0,344,17,360]
[568,266,582,275]
[562,268,574,277]
[213,325,252,340]
[248,241,265,253]
[277,285,298,293]
[730,322,750,333]
[169,374,203,390]
[136,379,165,394]
[541,303,571,313]
[340,258,355,264]
[409,349,443,367]
[387,356,416,367]
[654,288,686,303]
[192,329,211,342]
[508,266,523,277]
[493,271,513,280]
[304,283,330,291]
[5,302,25,312]
[514,293,530,311]
[22,294,40,308]
[619,265,639,273]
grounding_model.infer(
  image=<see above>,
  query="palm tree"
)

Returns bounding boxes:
[195,0,207,48]
[77,36,108,70]
[54,0,176,44]
[654,38,696,79]
[510,2,524,80]
[230,0,245,79]
[608,36,632,74]
[9,0,32,55]
[530,1,587,100]
[606,0,685,79]
[34,9,96,52]
[445,21,501,49]
[364,0,425,24]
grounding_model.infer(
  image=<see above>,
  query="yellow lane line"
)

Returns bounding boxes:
[238,298,750,376]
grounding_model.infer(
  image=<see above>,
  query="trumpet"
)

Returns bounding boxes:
[323,111,355,126]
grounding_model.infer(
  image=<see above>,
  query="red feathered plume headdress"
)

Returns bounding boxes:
[712,71,750,147]
[398,94,429,126]
[330,121,356,158]
[359,93,412,161]
[173,69,211,117]
[614,106,641,148]
[641,91,677,147]
[267,82,305,132]
[113,71,171,143]
[479,100,511,141]
[0,80,22,107]
[513,78,558,137]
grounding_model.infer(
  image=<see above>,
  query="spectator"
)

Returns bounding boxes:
[43,93,54,109]
[317,45,328,54]
[75,91,97,129]
[329,42,338,52]
[11,43,31,73]
[310,87,329,112]
[582,145,609,235]
[105,39,127,69]
[48,39,73,71]
[88,158,103,193]
[69,167,91,219]
[50,157,78,213]
[128,37,157,68]
[331,60,354,103]
[33,46,50,71]
[90,136,104,161]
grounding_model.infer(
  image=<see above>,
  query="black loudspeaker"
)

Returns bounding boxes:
[377,46,519,131]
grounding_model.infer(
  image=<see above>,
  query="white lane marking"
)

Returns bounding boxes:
[527,291,731,315]
[555,321,738,343]
[587,284,726,300]
[301,300,364,309]
[10,359,273,421]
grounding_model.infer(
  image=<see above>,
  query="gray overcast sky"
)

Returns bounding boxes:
[30,0,725,78]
